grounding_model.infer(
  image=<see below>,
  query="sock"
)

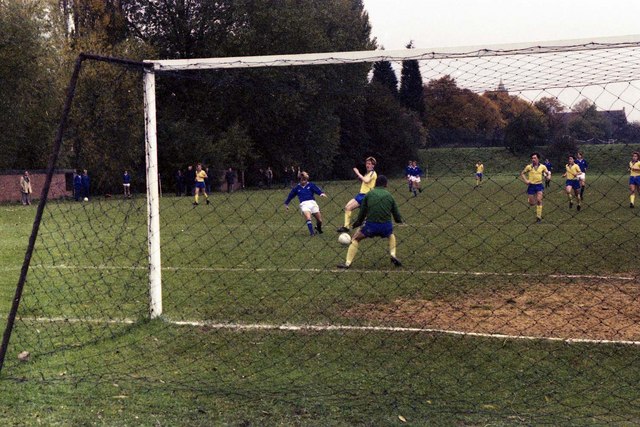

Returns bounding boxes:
[346,240,359,266]
[344,210,352,228]
[316,221,322,232]
[195,194,199,203]
[389,234,397,258]
[306,220,314,235]
[631,194,636,205]
[536,205,543,219]
[580,187,584,197]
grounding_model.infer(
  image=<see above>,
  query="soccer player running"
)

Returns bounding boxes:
[284,171,327,236]
[405,160,414,193]
[520,152,550,223]
[575,151,588,199]
[543,158,552,188]
[409,160,423,196]
[562,155,582,211]
[337,175,403,269]
[337,156,377,232]
[193,163,210,206]
[628,151,640,208]
[475,161,484,188]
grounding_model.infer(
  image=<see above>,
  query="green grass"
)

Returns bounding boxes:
[1,158,640,425]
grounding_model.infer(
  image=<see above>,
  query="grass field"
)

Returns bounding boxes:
[1,148,640,425]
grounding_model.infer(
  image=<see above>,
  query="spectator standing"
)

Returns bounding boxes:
[81,169,90,200]
[175,169,185,196]
[123,170,131,198]
[265,167,274,188]
[73,170,82,201]
[19,171,32,205]
[225,167,236,193]
[185,165,195,196]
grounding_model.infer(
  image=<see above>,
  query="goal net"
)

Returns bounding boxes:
[2,36,640,422]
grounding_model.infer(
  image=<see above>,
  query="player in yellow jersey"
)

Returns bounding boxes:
[475,161,484,187]
[562,155,582,211]
[519,152,550,223]
[628,151,640,208]
[193,163,210,206]
[337,156,377,232]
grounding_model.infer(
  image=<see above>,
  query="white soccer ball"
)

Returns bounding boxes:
[83,197,89,202]
[338,232,351,245]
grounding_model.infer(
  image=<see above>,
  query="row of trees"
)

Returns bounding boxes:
[1,1,638,192]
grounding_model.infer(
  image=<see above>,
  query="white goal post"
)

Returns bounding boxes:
[141,34,640,318]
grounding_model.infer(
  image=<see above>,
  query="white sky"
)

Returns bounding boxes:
[363,0,640,50]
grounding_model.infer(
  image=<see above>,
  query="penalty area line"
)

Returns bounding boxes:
[12,315,640,347]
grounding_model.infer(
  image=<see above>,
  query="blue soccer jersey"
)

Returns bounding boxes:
[284,182,324,205]
[576,158,588,173]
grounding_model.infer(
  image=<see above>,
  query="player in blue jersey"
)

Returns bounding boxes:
[123,170,131,198]
[543,158,552,188]
[284,171,327,236]
[409,160,423,197]
[405,160,414,193]
[575,151,588,199]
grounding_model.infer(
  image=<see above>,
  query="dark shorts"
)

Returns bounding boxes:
[360,221,393,238]
[630,176,640,186]
[195,182,206,189]
[354,193,366,205]
[527,183,544,195]
[565,179,580,189]
[476,173,483,179]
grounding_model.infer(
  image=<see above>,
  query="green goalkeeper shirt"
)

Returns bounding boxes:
[353,187,403,226]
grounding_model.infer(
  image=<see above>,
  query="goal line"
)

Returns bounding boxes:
[11,315,640,347]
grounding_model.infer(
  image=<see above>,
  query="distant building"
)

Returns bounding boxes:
[0,169,74,203]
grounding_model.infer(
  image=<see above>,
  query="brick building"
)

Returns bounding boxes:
[0,170,73,204]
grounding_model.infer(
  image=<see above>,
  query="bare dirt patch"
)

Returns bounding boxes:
[343,282,640,342]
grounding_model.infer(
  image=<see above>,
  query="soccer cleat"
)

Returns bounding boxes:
[192,202,198,206]
[569,201,573,208]
[577,204,581,211]
[336,226,349,233]
[631,203,635,209]
[315,225,323,234]
[206,199,210,205]
[337,263,350,269]
[536,217,542,223]
[390,256,402,267]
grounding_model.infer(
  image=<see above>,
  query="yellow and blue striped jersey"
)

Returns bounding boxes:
[565,164,581,180]
[359,171,377,194]
[523,164,548,184]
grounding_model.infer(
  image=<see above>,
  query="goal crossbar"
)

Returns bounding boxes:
[146,34,640,71]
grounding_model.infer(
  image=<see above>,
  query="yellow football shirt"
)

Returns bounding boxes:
[630,161,640,177]
[565,164,581,180]
[476,164,484,174]
[523,164,548,184]
[359,171,377,194]
[195,170,207,182]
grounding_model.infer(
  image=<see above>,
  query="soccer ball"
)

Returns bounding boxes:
[338,232,351,245]
[83,197,89,202]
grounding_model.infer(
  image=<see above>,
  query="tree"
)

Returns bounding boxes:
[535,96,567,143]
[399,41,424,117]
[0,0,60,169]
[503,107,548,153]
[371,60,398,96]
[424,76,503,146]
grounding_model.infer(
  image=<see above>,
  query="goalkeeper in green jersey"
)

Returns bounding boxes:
[337,175,403,269]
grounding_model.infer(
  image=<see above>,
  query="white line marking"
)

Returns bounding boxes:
[20,264,637,281]
[13,316,640,346]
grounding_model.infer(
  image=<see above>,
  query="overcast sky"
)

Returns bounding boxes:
[363,0,640,50]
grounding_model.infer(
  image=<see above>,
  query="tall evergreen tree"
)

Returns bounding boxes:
[399,41,425,117]
[371,60,398,96]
